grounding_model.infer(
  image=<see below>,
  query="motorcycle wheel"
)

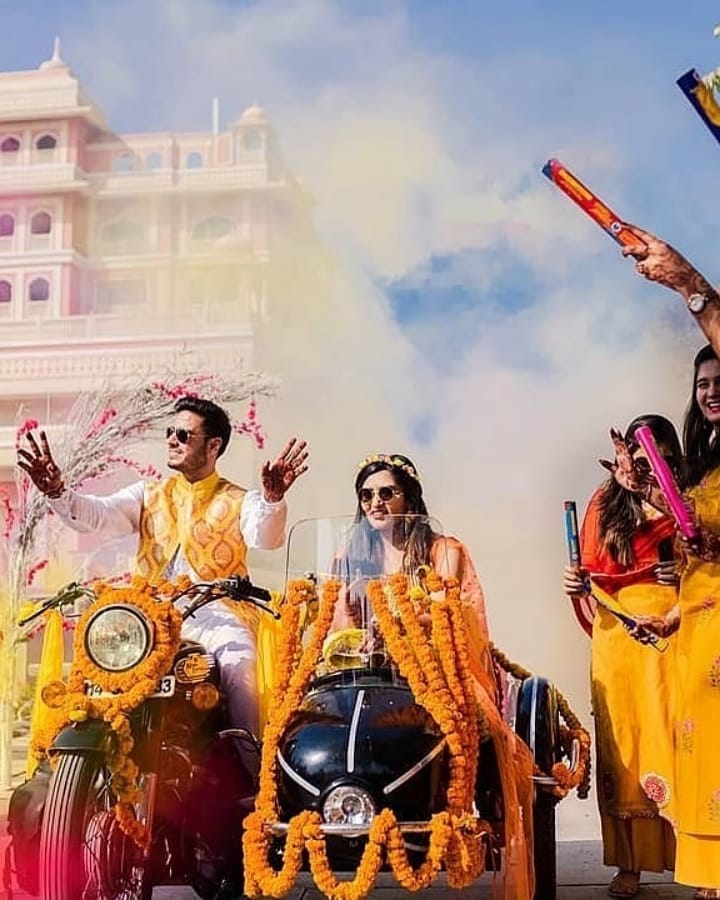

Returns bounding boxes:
[532,791,557,900]
[39,751,152,900]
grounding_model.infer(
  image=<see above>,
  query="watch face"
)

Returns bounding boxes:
[689,294,707,313]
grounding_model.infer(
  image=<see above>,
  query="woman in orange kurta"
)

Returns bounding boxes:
[564,415,681,898]
[332,452,535,899]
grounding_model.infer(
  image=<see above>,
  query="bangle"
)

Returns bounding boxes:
[44,483,65,500]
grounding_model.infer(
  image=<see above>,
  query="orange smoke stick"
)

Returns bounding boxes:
[542,158,644,249]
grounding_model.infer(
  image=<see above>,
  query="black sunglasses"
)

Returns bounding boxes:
[358,486,403,504]
[166,426,208,444]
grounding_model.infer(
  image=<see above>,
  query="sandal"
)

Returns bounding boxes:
[609,870,640,898]
[694,891,720,899]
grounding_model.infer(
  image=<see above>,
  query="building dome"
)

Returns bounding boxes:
[238,103,268,126]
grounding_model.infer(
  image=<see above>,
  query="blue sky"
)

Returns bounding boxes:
[3,0,719,677]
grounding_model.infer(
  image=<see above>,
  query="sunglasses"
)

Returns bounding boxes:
[166,426,208,444]
[358,486,403,504]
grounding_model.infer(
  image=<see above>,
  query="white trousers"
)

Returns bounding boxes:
[180,602,259,739]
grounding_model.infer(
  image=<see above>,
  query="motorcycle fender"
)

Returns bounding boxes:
[51,719,112,754]
[514,676,558,776]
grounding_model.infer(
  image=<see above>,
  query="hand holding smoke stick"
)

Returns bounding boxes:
[542,158,647,250]
[564,500,669,652]
[633,425,698,540]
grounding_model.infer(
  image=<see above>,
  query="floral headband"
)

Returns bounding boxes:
[356,453,421,482]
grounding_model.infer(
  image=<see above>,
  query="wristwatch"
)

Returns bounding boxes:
[688,293,709,314]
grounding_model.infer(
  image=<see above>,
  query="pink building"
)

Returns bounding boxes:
[0,39,327,599]
[0,40,317,486]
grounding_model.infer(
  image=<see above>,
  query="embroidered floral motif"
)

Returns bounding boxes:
[641,773,670,808]
[679,719,694,754]
[710,657,720,688]
[708,789,720,822]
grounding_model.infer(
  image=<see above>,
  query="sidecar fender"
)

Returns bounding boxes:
[51,720,112,754]
[514,676,559,776]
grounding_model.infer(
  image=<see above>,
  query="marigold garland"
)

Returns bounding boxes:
[30,576,184,847]
[243,571,488,899]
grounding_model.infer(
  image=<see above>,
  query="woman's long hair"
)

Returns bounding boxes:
[683,344,720,488]
[598,414,683,566]
[346,454,438,575]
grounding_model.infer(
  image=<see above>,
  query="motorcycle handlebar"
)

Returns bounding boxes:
[180,575,280,621]
[219,575,273,606]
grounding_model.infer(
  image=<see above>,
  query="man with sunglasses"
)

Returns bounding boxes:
[17,395,309,775]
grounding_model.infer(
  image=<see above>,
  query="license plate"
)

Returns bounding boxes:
[84,675,176,699]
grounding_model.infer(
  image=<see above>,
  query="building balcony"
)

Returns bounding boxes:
[0,310,255,396]
[0,162,87,193]
[85,163,277,195]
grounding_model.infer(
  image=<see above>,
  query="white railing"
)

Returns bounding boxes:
[0,308,253,344]
[0,163,84,190]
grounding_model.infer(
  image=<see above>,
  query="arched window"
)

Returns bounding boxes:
[29,277,49,302]
[0,214,14,237]
[146,152,163,171]
[1,137,19,153]
[192,216,233,240]
[186,151,203,169]
[30,211,52,235]
[35,134,57,150]
[114,153,134,173]
[0,280,11,303]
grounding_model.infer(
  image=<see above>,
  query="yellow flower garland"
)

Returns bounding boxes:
[243,572,487,899]
[30,576,184,848]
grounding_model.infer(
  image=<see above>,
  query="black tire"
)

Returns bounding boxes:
[532,791,557,900]
[39,751,151,900]
[40,751,101,900]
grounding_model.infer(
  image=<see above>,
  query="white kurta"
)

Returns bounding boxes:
[48,480,287,743]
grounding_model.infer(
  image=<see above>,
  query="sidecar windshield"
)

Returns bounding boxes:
[284,515,446,587]
[283,516,448,672]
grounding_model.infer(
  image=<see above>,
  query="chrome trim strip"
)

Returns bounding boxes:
[529,679,538,757]
[265,819,490,837]
[383,738,446,795]
[346,689,365,774]
[276,749,321,797]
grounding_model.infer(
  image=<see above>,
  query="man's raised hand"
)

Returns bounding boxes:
[17,431,65,497]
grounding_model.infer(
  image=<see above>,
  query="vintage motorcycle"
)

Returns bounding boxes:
[7,515,588,900]
[242,515,589,900]
[6,574,276,900]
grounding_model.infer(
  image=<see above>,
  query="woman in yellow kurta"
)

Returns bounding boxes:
[640,345,720,899]
[564,415,681,898]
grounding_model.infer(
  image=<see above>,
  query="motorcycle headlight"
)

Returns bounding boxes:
[84,605,151,672]
[322,785,376,827]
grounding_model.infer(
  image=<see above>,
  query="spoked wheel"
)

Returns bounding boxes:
[39,751,152,900]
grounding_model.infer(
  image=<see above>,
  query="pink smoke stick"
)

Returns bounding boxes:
[634,425,698,540]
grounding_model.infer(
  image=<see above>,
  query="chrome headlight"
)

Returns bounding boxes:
[84,605,151,672]
[322,785,375,827]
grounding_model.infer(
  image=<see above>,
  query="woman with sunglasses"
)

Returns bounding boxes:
[337,452,489,655]
[332,452,536,898]
[563,415,682,898]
